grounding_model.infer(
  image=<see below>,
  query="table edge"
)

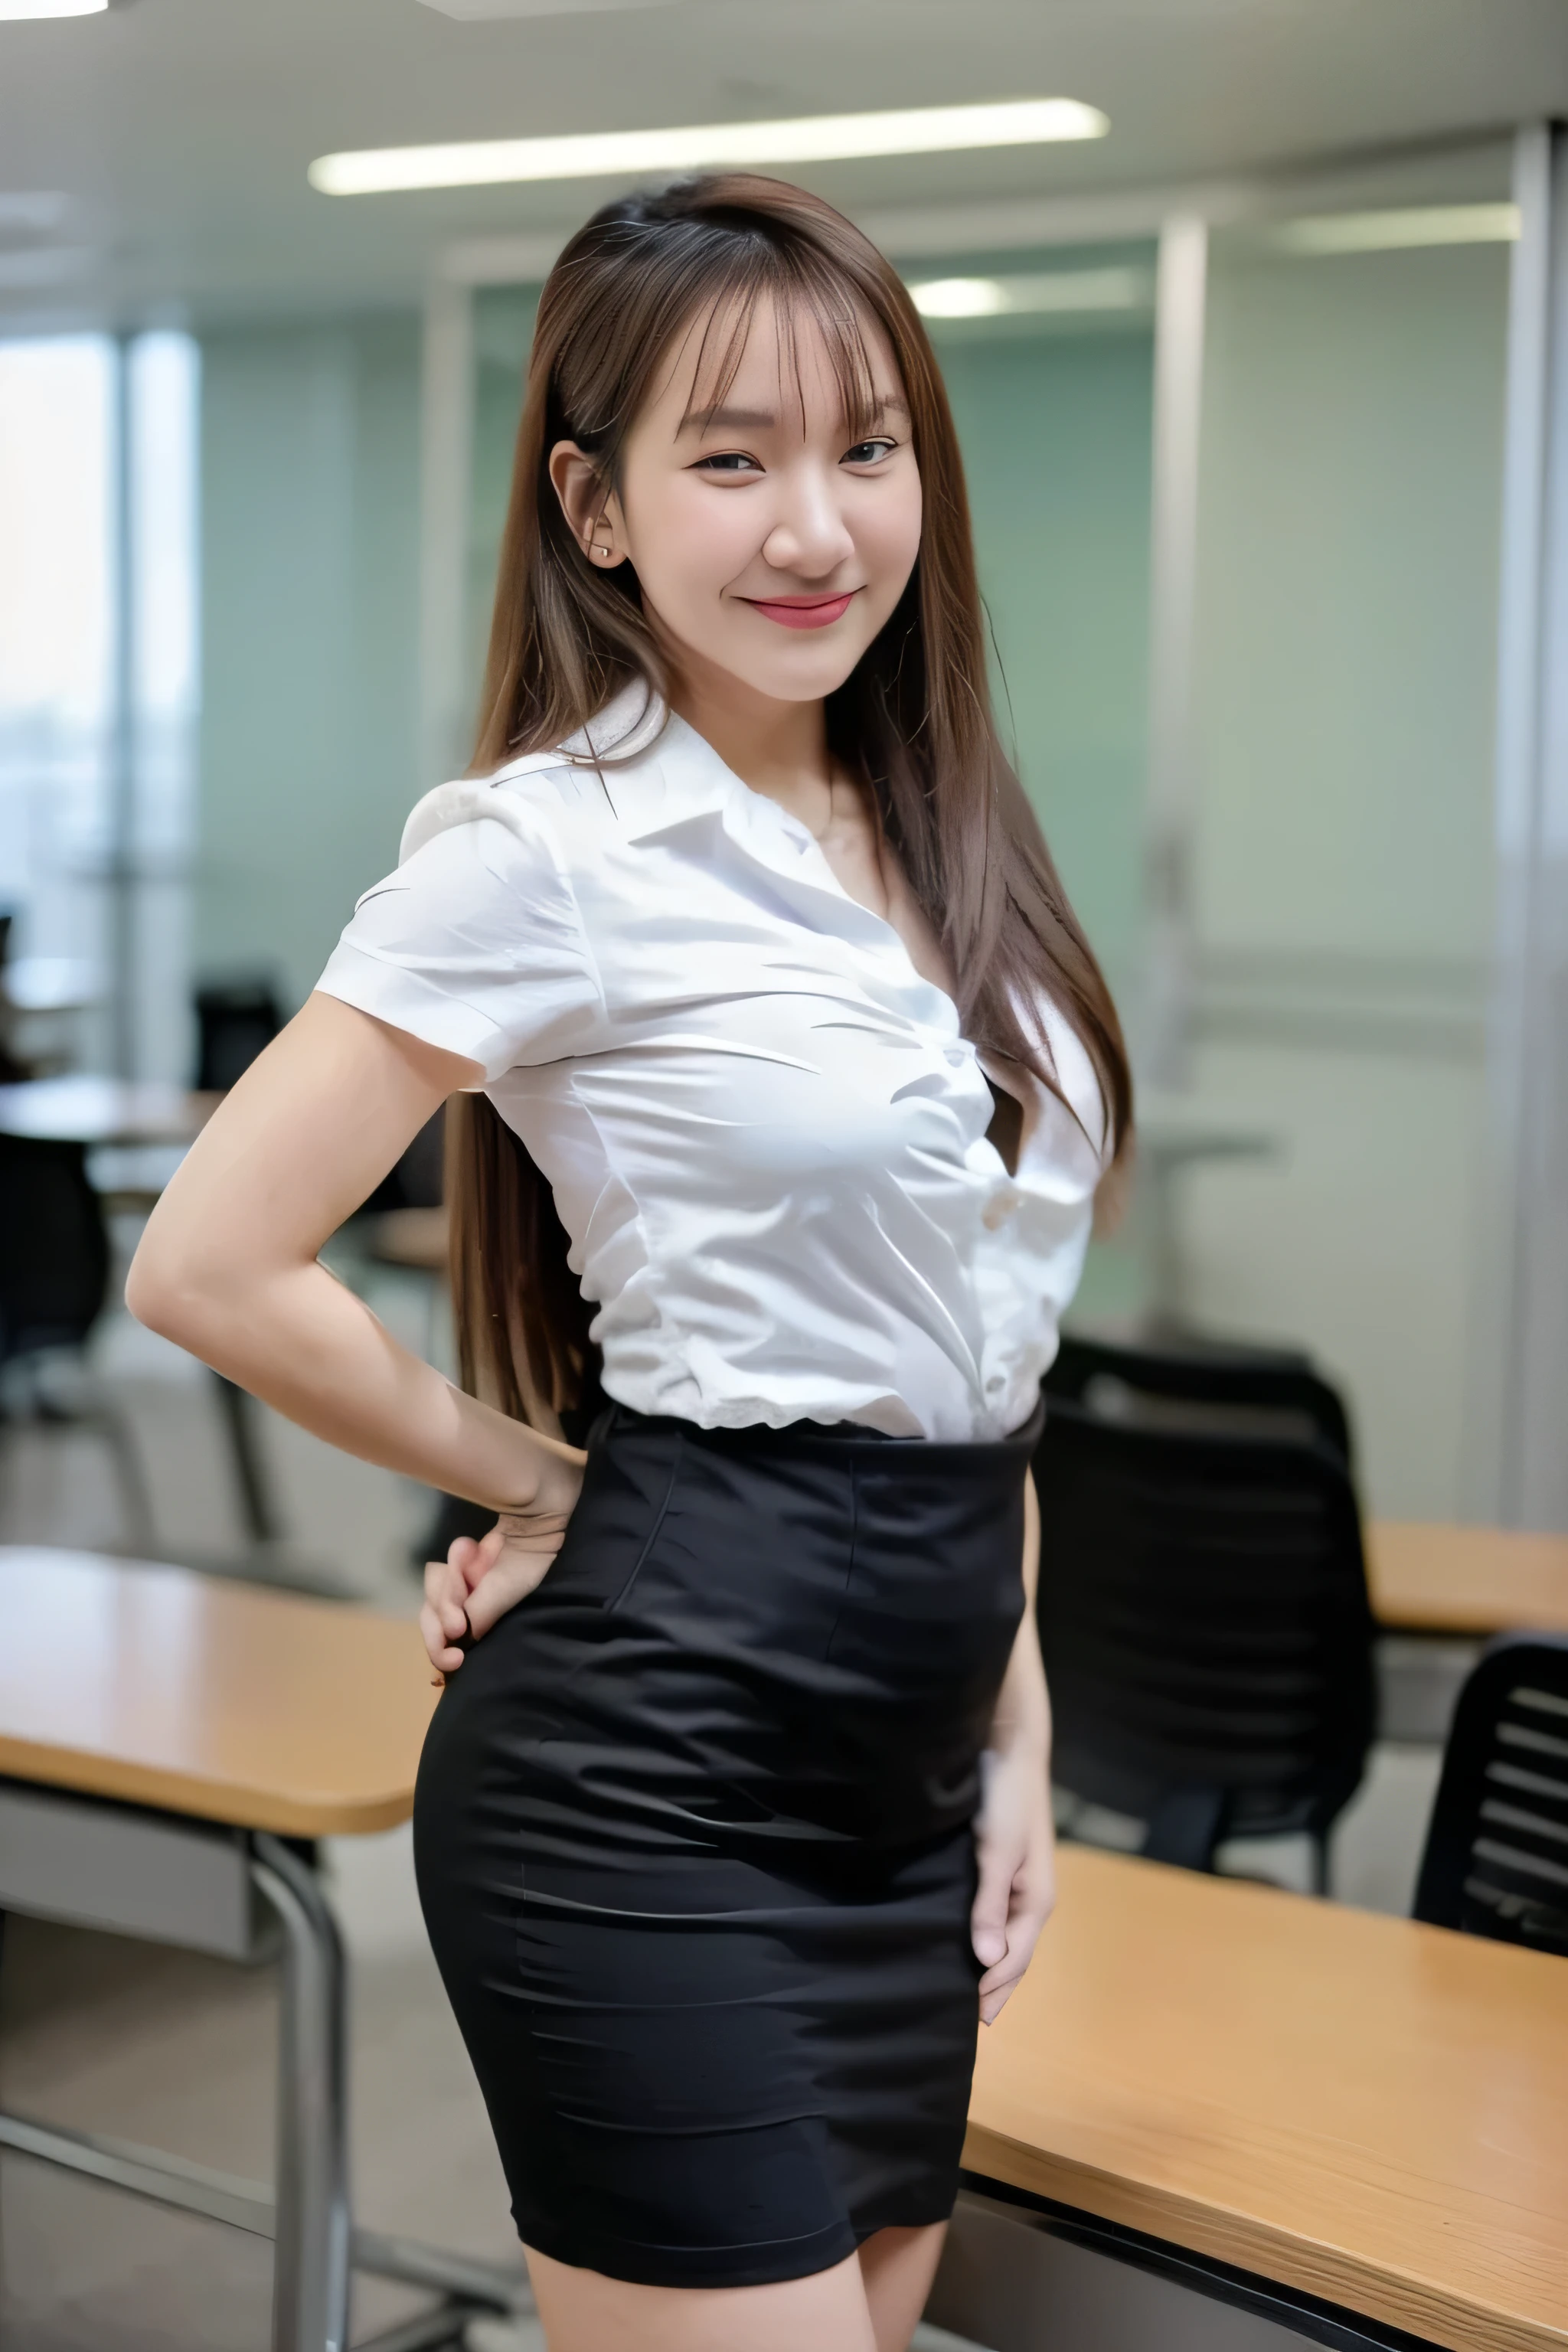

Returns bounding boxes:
[0,1736,417,1839]
[959,2125,1568,2352]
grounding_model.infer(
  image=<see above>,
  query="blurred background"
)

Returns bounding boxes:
[2,4,1567,2344]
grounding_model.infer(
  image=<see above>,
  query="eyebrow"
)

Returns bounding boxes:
[679,394,911,436]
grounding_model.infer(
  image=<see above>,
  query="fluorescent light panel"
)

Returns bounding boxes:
[911,267,1150,319]
[309,98,1109,197]
[0,0,106,15]
[419,0,681,15]
[1272,204,1521,256]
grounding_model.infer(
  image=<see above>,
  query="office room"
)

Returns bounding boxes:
[0,2,1564,2347]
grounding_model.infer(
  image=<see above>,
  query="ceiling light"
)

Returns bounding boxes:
[417,0,680,14]
[0,0,107,17]
[911,267,1149,320]
[309,97,1109,198]
[1271,204,1521,256]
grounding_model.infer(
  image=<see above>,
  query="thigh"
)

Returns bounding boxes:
[858,2222,949,2352]
[525,2243,879,2352]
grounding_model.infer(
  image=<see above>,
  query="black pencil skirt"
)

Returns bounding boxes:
[413,1398,1038,2290]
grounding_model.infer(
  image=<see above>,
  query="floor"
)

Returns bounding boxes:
[0,1253,1450,2349]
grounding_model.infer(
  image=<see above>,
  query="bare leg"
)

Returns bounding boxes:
[525,2243,880,2352]
[858,2222,949,2352]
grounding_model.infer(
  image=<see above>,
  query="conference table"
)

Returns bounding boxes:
[0,1546,522,2352]
[939,1844,1568,2352]
[1365,1521,1568,1639]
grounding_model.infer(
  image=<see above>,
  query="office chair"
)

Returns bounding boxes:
[1035,1397,1377,1888]
[0,1132,154,1550]
[1047,1331,1354,1465]
[193,976,283,1093]
[1412,1632,1568,1958]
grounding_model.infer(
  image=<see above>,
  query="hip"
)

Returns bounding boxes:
[418,1397,1039,1852]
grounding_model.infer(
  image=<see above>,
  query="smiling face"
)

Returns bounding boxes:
[549,292,924,712]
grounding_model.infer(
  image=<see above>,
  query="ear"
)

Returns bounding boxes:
[548,441,627,569]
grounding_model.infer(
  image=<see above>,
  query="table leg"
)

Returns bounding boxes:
[213,1370,283,1544]
[252,1834,351,2352]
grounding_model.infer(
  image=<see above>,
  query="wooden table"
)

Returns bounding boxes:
[0,1547,436,1836]
[1367,1521,1568,1638]
[956,1845,1568,2352]
[0,1548,518,2352]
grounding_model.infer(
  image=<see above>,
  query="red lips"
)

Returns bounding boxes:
[740,591,857,631]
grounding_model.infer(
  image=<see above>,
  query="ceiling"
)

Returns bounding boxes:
[0,0,1560,328]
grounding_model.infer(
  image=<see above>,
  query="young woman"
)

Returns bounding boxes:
[129,175,1129,2352]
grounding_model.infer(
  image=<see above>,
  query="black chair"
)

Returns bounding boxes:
[1412,1632,1568,1958]
[363,1105,446,1216]
[0,1132,153,1548]
[1047,1331,1354,1466]
[193,976,283,1093]
[1035,1397,1377,1888]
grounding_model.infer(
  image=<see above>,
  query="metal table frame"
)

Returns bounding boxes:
[0,1777,528,2352]
[942,2177,1443,2352]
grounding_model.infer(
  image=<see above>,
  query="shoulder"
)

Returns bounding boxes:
[398,680,668,869]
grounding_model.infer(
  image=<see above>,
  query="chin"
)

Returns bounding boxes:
[733,634,880,705]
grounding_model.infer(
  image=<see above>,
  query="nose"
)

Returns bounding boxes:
[760,460,856,580]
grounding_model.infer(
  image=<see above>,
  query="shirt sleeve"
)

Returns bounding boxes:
[315,799,602,1082]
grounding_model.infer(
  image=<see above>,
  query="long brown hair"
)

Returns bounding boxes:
[451,172,1132,1432]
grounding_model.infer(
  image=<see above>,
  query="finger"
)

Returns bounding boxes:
[977,1899,1051,2022]
[456,1532,505,1606]
[970,1849,1018,1971]
[465,1555,544,1638]
[979,1979,1020,2026]
[452,1526,505,1590]
[424,1562,472,1642]
[419,1599,467,1674]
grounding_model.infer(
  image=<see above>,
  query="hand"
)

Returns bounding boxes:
[420,1446,585,1680]
[971,1741,1057,2025]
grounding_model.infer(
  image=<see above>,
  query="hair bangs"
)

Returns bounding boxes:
[672,245,886,446]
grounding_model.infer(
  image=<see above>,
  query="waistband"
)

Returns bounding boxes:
[590,1394,1044,1468]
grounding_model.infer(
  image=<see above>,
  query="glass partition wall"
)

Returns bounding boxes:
[450,155,1517,1522]
[0,330,199,1083]
[1181,149,1514,1520]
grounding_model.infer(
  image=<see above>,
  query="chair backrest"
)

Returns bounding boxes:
[0,1134,110,1366]
[1413,1632,1568,1957]
[193,977,283,1093]
[1047,1332,1354,1466]
[1035,1397,1377,1867]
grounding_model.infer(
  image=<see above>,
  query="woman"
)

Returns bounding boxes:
[129,175,1129,2352]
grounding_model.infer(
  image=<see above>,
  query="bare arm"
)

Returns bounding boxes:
[127,991,583,1663]
[989,1469,1052,1763]
[971,1469,1057,2022]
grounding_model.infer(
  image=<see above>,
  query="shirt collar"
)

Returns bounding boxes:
[556,680,747,845]
[557,677,670,769]
[534,678,972,1042]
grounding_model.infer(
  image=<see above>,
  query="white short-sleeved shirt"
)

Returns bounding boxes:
[317,682,1106,1441]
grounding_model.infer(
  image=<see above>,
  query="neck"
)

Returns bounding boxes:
[665,651,831,824]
